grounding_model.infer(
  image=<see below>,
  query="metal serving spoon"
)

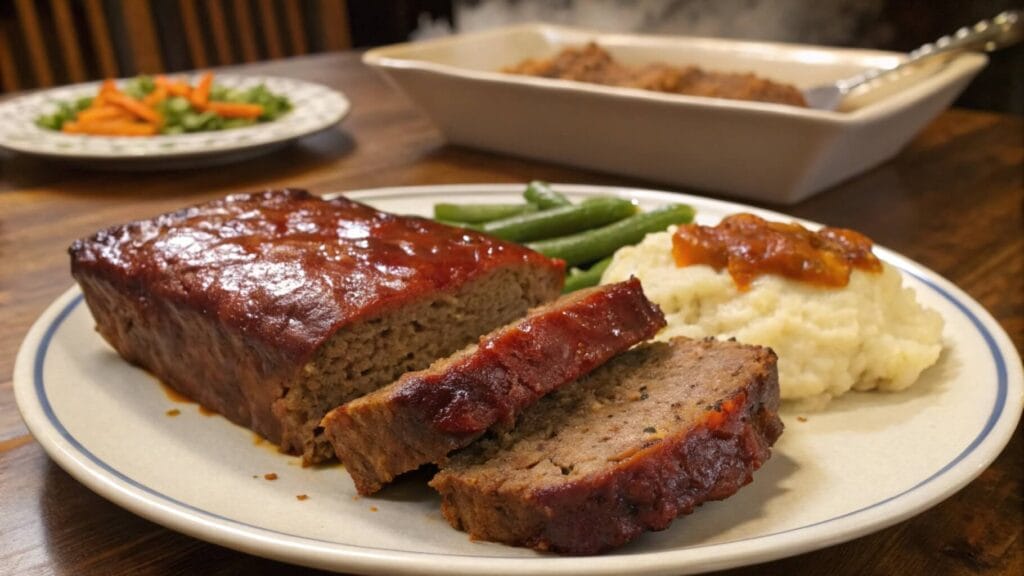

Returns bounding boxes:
[803,10,1023,111]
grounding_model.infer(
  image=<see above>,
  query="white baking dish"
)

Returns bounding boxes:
[363,23,986,204]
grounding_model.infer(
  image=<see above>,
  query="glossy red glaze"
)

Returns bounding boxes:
[392,278,667,436]
[69,189,565,362]
[672,212,883,290]
[532,386,782,554]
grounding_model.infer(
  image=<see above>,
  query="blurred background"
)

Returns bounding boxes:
[1,0,1020,113]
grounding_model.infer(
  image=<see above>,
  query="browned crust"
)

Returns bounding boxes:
[69,189,564,364]
[322,279,667,494]
[430,342,782,554]
[75,272,296,443]
[69,190,565,454]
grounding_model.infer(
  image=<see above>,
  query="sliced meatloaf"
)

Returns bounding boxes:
[321,278,666,495]
[69,189,564,463]
[430,337,782,554]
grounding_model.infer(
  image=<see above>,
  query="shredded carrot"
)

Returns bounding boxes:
[202,101,264,118]
[55,72,282,137]
[154,75,171,91]
[98,79,119,96]
[76,106,132,123]
[142,85,167,106]
[106,93,162,125]
[168,81,191,98]
[63,119,158,136]
[191,72,213,106]
[91,79,121,108]
[156,75,191,97]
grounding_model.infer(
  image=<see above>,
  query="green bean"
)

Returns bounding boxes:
[527,204,695,267]
[480,196,636,242]
[523,181,571,209]
[434,218,480,230]
[433,202,536,223]
[563,256,613,293]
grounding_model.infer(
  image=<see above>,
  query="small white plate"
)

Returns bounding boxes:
[0,75,349,169]
[14,184,1023,575]
[364,25,987,204]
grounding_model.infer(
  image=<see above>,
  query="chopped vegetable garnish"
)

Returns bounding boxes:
[35,74,292,137]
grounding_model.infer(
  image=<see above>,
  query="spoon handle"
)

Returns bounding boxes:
[838,10,1022,94]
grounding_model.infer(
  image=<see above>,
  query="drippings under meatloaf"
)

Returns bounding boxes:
[69,189,565,463]
[504,42,807,107]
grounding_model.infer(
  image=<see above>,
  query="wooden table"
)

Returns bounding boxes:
[1,52,1020,576]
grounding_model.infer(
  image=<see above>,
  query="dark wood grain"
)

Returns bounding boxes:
[0,51,1020,576]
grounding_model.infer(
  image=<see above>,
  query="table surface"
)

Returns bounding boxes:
[0,51,1020,576]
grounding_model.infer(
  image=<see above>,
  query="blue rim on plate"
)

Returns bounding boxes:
[14,185,1024,575]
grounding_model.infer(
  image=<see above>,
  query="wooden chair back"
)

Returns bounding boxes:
[0,0,351,93]
[172,0,352,69]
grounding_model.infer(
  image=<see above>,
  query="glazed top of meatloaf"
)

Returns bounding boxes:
[69,189,565,361]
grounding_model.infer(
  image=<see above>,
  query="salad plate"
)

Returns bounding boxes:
[0,75,349,169]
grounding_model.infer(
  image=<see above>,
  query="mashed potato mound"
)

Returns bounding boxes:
[603,230,944,405]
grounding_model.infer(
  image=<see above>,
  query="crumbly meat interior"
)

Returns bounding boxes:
[280,265,562,462]
[321,278,666,494]
[438,338,774,492]
[430,337,780,553]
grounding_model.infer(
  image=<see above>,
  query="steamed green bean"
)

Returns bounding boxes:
[527,204,695,267]
[523,181,572,209]
[480,197,636,242]
[562,256,613,293]
[433,202,537,223]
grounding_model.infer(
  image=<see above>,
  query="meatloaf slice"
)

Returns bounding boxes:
[321,277,666,495]
[69,189,564,463]
[430,337,782,554]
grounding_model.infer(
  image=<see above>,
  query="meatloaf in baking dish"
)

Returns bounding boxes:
[321,278,667,495]
[430,337,782,554]
[69,189,565,463]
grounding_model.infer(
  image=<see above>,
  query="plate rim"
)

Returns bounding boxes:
[0,74,350,160]
[13,183,1024,575]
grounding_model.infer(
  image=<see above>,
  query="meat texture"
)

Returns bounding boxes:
[69,189,564,462]
[321,278,666,494]
[505,42,807,107]
[430,337,783,554]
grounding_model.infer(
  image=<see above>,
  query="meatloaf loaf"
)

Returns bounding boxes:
[69,189,564,463]
[430,336,783,554]
[321,278,666,495]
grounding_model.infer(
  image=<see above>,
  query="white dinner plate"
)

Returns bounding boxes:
[14,184,1023,575]
[0,75,349,169]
